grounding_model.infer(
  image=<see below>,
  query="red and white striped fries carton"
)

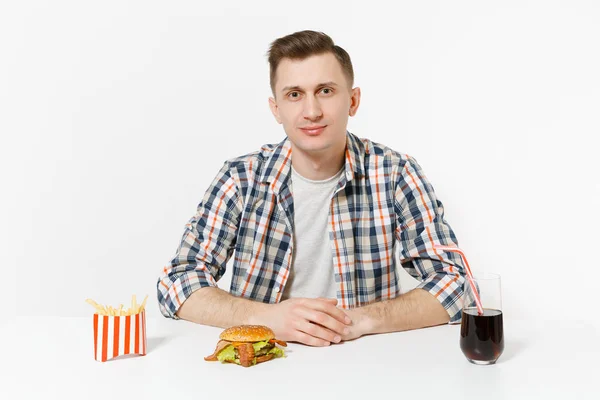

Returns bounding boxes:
[93,310,147,362]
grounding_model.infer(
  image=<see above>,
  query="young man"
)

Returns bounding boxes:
[157,30,466,347]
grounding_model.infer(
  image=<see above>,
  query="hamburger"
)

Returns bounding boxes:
[204,325,287,367]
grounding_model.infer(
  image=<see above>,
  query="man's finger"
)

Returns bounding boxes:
[295,319,340,344]
[292,330,330,347]
[295,307,349,337]
[308,299,352,325]
[317,297,338,304]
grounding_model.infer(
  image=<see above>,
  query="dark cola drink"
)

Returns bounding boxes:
[460,308,504,364]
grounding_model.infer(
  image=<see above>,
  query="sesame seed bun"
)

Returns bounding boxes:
[219,325,275,342]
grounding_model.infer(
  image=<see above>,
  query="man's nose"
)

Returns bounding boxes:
[302,95,323,120]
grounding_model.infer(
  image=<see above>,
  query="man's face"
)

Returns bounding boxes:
[269,52,360,156]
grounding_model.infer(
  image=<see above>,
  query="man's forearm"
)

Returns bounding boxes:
[175,286,269,328]
[351,288,450,336]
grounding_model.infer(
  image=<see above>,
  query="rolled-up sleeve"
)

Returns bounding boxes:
[157,162,241,319]
[394,156,466,324]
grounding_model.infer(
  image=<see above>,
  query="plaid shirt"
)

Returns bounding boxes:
[158,132,466,323]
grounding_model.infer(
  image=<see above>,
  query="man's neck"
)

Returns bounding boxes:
[290,146,345,181]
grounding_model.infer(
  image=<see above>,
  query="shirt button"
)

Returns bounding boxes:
[275,286,281,293]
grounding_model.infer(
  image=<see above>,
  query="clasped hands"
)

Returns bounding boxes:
[249,297,368,346]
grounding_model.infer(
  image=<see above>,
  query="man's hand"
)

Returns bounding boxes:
[339,308,373,342]
[340,289,451,341]
[249,297,353,347]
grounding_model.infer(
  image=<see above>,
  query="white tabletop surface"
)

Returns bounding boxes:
[2,316,599,400]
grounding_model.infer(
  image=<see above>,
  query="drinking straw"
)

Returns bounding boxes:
[433,245,484,315]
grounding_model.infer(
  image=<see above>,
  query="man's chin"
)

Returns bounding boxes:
[287,131,346,155]
[293,142,332,154]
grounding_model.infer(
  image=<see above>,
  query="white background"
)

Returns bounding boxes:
[1,0,598,327]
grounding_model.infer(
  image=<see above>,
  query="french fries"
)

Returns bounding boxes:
[86,295,148,316]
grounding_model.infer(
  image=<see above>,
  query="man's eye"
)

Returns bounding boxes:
[321,88,333,95]
[288,92,300,99]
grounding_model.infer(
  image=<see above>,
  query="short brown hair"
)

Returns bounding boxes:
[267,30,354,96]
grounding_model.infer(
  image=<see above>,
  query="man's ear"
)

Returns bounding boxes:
[349,87,361,117]
[269,97,282,124]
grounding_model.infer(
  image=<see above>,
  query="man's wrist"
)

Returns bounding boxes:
[348,307,376,338]
[360,308,378,335]
[245,301,271,325]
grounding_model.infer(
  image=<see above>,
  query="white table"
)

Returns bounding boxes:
[2,316,599,399]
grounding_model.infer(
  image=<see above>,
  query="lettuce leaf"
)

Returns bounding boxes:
[216,345,236,362]
[267,346,284,358]
[252,341,271,352]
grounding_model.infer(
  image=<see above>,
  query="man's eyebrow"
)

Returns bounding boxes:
[280,81,339,93]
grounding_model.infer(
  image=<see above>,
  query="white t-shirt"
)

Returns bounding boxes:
[281,166,344,300]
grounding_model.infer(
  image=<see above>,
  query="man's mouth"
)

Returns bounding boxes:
[299,125,327,136]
